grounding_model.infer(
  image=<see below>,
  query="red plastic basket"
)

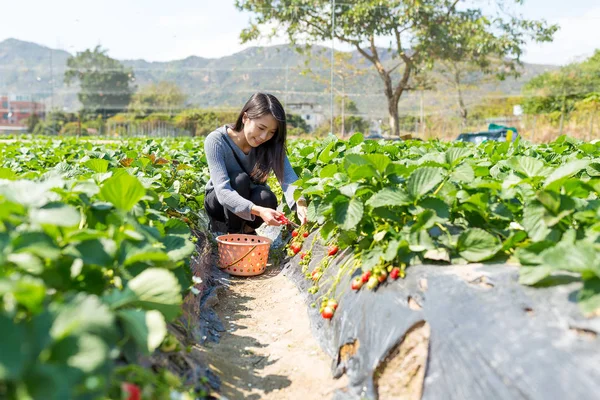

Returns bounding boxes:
[216,234,272,276]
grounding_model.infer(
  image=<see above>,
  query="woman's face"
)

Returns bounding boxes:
[242,113,278,147]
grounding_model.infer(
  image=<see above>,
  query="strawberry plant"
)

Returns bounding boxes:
[286,133,600,317]
[0,137,208,399]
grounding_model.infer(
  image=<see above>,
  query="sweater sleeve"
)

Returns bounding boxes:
[279,153,301,210]
[204,134,256,221]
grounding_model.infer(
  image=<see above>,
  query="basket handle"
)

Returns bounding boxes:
[226,245,258,268]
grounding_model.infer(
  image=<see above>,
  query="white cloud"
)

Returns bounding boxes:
[522,7,600,65]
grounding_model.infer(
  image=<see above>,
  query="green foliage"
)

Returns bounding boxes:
[25,113,41,134]
[129,81,187,117]
[522,50,600,115]
[0,137,209,399]
[287,113,310,133]
[64,46,135,118]
[289,133,600,316]
[174,109,238,136]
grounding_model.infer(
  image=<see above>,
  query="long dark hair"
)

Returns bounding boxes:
[231,93,287,183]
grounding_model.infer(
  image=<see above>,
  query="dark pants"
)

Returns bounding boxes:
[204,172,278,233]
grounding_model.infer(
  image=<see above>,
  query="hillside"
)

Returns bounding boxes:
[0,38,557,117]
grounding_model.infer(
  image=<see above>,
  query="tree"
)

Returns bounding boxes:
[235,0,557,137]
[129,81,187,117]
[64,46,135,118]
[522,57,599,131]
[287,113,311,132]
[432,9,556,126]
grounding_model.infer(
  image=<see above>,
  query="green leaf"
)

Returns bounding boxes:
[127,268,182,321]
[445,148,472,166]
[364,154,391,174]
[339,183,359,198]
[507,156,547,178]
[7,253,44,275]
[12,277,46,313]
[450,163,474,183]
[50,294,116,341]
[348,132,364,146]
[407,167,444,200]
[84,159,110,173]
[332,197,364,230]
[65,333,108,373]
[344,154,370,169]
[366,188,411,208]
[100,173,146,212]
[0,315,26,380]
[540,242,599,274]
[123,244,172,266]
[67,239,116,267]
[543,159,589,187]
[30,203,81,227]
[12,232,61,260]
[578,277,600,316]
[118,309,167,354]
[0,167,17,180]
[521,203,551,241]
[162,235,195,262]
[457,228,501,262]
[419,197,450,220]
[519,265,553,285]
[319,164,338,178]
[164,218,191,237]
[347,164,378,180]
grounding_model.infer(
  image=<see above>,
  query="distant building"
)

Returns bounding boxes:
[286,102,326,132]
[0,94,46,131]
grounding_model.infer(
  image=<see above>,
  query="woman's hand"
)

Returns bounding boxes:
[296,199,308,225]
[252,205,285,226]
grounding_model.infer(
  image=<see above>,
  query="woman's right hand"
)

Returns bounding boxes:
[252,205,285,226]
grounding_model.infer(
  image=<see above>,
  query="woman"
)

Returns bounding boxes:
[204,92,308,234]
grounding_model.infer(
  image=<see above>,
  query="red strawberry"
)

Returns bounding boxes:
[121,383,141,400]
[327,299,338,310]
[303,231,309,238]
[378,270,388,283]
[291,244,301,254]
[321,306,334,319]
[390,267,400,280]
[300,252,306,260]
[328,245,339,256]
[361,271,371,283]
[351,276,363,290]
[292,230,299,237]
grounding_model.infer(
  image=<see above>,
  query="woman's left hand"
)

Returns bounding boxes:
[296,200,308,225]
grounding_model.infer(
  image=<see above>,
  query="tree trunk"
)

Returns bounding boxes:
[354,38,412,138]
[454,70,468,128]
[387,96,400,137]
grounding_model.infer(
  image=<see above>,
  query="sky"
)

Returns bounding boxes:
[1,0,599,65]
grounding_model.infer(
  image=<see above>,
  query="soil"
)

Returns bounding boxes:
[192,262,348,400]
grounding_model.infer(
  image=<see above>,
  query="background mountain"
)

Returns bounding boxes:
[0,38,557,117]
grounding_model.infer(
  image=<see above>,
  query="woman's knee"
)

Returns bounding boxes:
[231,172,251,196]
[252,187,278,209]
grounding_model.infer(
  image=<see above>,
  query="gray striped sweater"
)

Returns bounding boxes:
[204,125,300,221]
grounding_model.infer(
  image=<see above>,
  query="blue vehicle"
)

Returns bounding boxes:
[455,123,519,144]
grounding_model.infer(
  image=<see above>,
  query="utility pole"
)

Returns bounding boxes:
[330,0,335,135]
[49,48,54,112]
[284,64,289,106]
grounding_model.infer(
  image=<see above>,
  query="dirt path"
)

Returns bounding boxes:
[193,263,348,400]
